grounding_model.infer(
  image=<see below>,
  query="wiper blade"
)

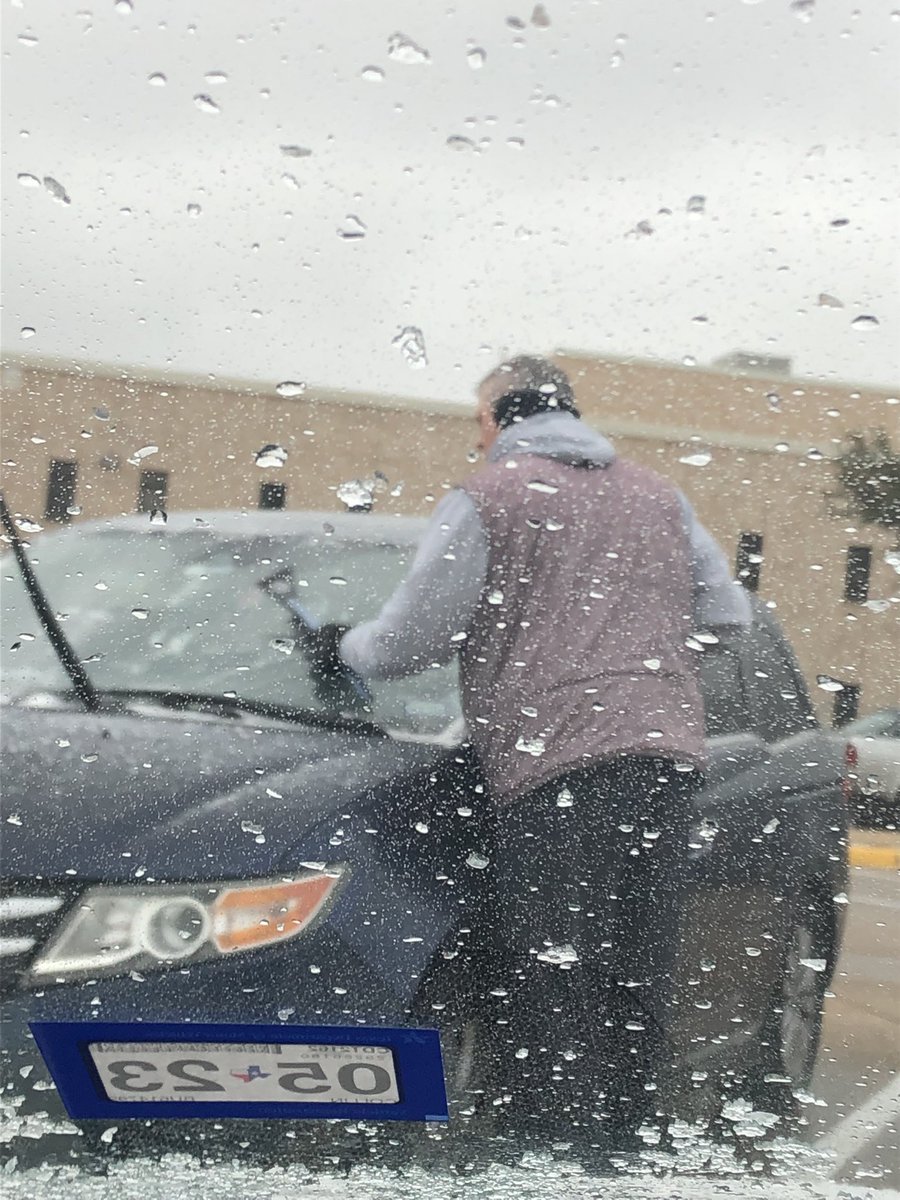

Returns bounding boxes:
[49,687,388,737]
[0,491,100,712]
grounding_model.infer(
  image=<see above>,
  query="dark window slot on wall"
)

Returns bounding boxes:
[736,531,764,592]
[138,469,168,513]
[832,683,861,728]
[844,545,872,604]
[45,459,78,523]
[259,482,286,510]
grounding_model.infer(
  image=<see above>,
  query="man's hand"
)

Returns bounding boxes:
[307,622,351,679]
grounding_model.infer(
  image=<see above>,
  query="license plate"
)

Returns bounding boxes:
[88,1040,400,1105]
[31,1020,448,1121]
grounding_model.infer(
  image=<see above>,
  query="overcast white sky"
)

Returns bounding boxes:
[3,0,898,403]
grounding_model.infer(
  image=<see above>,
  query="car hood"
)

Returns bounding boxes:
[1,705,443,880]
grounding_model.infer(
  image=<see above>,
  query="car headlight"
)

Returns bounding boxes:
[29,868,346,984]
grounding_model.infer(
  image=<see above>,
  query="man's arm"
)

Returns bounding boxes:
[339,489,488,681]
[678,492,753,629]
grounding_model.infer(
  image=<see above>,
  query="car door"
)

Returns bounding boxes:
[669,623,815,1080]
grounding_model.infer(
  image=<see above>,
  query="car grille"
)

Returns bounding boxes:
[0,881,81,995]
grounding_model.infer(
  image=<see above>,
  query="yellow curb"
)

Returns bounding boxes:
[849,844,900,870]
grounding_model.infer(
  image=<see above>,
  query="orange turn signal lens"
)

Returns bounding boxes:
[211,871,343,953]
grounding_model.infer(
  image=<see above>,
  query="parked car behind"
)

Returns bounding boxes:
[842,708,900,826]
[1,511,848,1162]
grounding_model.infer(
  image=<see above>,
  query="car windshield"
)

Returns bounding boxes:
[844,709,900,739]
[2,522,461,737]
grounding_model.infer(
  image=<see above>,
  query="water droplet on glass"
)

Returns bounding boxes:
[816,675,844,693]
[193,94,219,114]
[131,608,149,621]
[745,946,762,957]
[536,943,579,967]
[17,173,41,189]
[205,70,228,84]
[336,479,375,512]
[186,202,202,217]
[678,452,711,467]
[280,144,312,158]
[115,0,132,11]
[329,576,348,587]
[149,508,167,525]
[790,0,815,20]
[557,788,574,808]
[531,4,551,26]
[851,314,879,330]
[610,50,624,68]
[832,891,849,906]
[446,135,478,153]
[20,326,35,339]
[487,589,505,605]
[763,818,780,834]
[766,391,782,412]
[515,735,546,757]
[275,380,306,398]
[697,817,719,841]
[361,65,384,82]
[467,46,486,69]
[817,292,843,308]
[799,957,827,972]
[643,658,661,671]
[281,172,301,190]
[515,1047,529,1059]
[392,325,428,369]
[388,32,430,65]
[94,581,108,591]
[66,504,82,516]
[15,518,43,533]
[255,444,287,469]
[270,637,295,656]
[43,176,71,205]
[465,851,490,870]
[127,444,158,466]
[337,214,367,240]
[147,72,167,87]
[389,481,404,497]
[526,479,558,494]
[18,31,38,46]
[687,194,706,216]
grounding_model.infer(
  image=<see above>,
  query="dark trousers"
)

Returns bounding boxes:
[482,756,699,1141]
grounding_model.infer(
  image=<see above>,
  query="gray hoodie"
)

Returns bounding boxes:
[340,411,751,682]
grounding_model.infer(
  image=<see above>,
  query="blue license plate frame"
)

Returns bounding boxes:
[30,1020,448,1122]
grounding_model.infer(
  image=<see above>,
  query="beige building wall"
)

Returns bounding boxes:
[2,353,897,721]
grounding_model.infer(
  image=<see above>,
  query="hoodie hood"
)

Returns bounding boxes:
[487,410,616,468]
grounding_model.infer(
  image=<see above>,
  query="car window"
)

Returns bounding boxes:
[743,622,817,743]
[697,645,752,737]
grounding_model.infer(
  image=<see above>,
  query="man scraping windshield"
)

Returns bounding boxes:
[312,355,752,1147]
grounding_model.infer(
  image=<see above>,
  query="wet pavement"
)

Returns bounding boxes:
[809,844,900,1190]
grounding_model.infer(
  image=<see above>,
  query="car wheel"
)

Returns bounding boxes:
[746,894,831,1112]
[777,916,827,1090]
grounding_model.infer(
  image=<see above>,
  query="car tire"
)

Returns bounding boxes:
[745,890,833,1112]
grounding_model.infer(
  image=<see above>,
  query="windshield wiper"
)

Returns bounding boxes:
[0,491,100,712]
[41,687,389,737]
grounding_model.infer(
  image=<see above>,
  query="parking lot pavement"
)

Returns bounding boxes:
[809,839,900,1191]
